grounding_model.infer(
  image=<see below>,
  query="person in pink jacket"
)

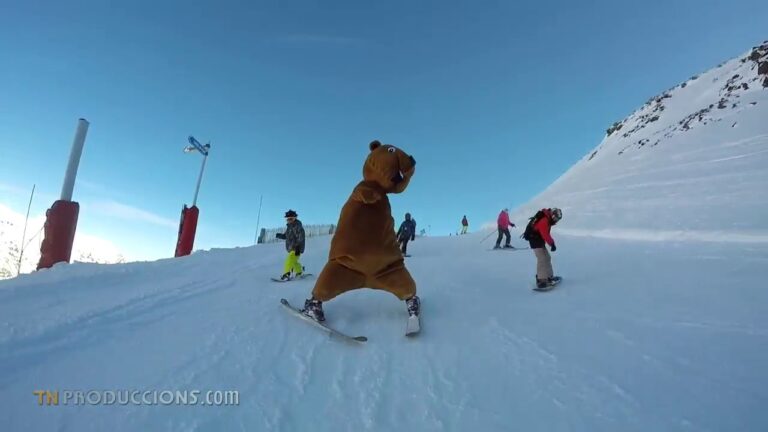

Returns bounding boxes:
[494,208,516,249]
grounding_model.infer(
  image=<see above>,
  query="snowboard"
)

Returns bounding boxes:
[405,314,421,336]
[271,273,314,283]
[533,277,562,292]
[280,298,367,343]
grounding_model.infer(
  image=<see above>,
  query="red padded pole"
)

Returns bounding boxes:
[37,200,80,270]
[174,205,199,257]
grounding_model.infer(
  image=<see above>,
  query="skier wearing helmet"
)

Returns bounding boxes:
[396,212,417,256]
[275,209,306,281]
[522,208,563,289]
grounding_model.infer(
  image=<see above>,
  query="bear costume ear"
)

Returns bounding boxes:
[369,140,382,152]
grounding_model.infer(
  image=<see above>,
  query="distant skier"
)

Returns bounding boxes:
[397,213,417,255]
[494,208,516,249]
[461,215,469,234]
[275,209,306,281]
[522,208,563,288]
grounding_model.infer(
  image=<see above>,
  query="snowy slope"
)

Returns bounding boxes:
[512,42,768,242]
[1,44,768,431]
[1,235,767,431]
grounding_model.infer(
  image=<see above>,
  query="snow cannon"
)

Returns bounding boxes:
[37,119,89,270]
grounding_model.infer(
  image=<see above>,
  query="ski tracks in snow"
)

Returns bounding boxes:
[350,348,388,430]
[488,317,570,408]
[0,277,232,389]
[487,316,651,430]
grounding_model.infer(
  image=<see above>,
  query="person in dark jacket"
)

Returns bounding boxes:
[523,208,562,288]
[275,209,306,280]
[460,215,469,235]
[396,212,417,255]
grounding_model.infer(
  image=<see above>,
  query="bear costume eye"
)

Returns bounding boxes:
[387,147,396,153]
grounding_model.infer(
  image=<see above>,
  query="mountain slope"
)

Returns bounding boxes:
[512,42,768,241]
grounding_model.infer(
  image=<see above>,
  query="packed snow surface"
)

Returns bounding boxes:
[1,231,767,431]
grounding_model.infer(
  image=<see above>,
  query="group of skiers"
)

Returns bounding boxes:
[273,209,419,282]
[267,139,561,328]
[275,206,563,291]
[504,207,563,289]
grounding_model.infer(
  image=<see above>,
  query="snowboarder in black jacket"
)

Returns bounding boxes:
[396,213,417,255]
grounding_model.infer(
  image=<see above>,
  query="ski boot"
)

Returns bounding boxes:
[548,276,562,285]
[535,275,549,289]
[405,295,421,317]
[493,245,502,250]
[280,272,292,281]
[503,244,515,249]
[302,298,325,322]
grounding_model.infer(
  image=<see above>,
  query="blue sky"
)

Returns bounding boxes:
[1,0,767,259]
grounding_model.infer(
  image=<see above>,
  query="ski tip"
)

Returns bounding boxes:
[353,336,368,342]
[280,298,289,305]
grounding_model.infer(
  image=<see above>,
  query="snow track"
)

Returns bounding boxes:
[1,228,767,432]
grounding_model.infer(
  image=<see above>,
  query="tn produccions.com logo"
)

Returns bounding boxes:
[33,389,240,407]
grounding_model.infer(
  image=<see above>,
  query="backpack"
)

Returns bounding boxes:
[521,210,546,241]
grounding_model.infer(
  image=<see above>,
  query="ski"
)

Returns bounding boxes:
[280,298,367,343]
[488,247,528,251]
[270,273,314,283]
[405,314,420,336]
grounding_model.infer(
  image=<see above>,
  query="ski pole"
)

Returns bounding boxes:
[480,229,496,243]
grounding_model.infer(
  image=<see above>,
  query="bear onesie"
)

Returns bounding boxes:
[311,140,417,302]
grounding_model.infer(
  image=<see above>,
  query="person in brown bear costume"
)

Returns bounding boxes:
[301,140,420,322]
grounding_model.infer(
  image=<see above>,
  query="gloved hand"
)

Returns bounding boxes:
[550,244,557,252]
[275,233,286,240]
[294,250,301,257]
[510,223,516,228]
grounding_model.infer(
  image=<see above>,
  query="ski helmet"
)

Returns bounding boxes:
[285,209,298,218]
[550,208,562,222]
[405,212,411,220]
